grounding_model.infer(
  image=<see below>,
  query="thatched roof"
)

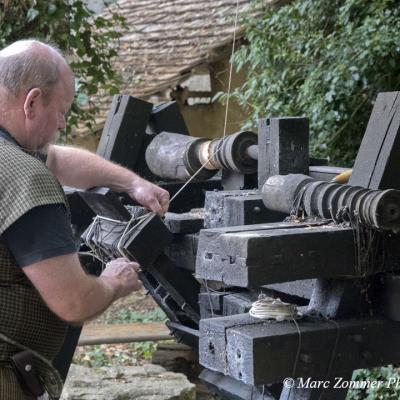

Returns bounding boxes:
[85,0,284,134]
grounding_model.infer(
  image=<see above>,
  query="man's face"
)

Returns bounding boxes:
[28,71,75,151]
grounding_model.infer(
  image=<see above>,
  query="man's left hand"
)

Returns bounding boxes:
[127,177,170,216]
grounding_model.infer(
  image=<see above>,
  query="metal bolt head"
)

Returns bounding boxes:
[25,364,32,372]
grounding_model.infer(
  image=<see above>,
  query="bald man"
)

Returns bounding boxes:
[0,40,170,399]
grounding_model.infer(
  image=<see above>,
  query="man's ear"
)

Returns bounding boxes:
[23,88,42,119]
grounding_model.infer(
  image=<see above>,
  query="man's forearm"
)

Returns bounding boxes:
[23,254,139,325]
[47,144,140,192]
[47,144,170,215]
[65,275,118,324]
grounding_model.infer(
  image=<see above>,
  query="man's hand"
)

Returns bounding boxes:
[127,177,170,216]
[100,258,142,300]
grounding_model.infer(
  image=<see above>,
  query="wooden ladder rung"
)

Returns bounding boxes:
[78,322,171,346]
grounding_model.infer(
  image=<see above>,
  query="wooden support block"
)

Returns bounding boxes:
[78,322,171,346]
[258,117,309,190]
[199,313,258,375]
[350,92,400,190]
[200,314,400,386]
[164,211,204,234]
[199,291,227,318]
[264,280,315,301]
[222,293,254,316]
[377,273,400,321]
[204,190,285,229]
[120,214,173,267]
[149,101,189,135]
[204,189,257,229]
[200,369,278,400]
[164,233,199,272]
[158,179,222,214]
[97,95,153,172]
[221,170,258,191]
[307,278,374,319]
[196,224,356,287]
[67,187,131,229]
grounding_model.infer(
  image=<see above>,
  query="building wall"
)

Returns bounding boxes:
[174,58,251,139]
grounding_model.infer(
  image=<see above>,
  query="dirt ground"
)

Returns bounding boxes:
[73,289,162,367]
[92,288,160,324]
[73,289,218,399]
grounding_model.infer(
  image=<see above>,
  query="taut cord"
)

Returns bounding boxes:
[170,0,241,204]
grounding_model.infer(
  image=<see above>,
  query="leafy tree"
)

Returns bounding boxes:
[0,0,125,138]
[232,0,400,165]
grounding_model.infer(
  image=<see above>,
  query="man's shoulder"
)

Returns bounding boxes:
[0,139,46,165]
[0,141,67,234]
[0,140,52,180]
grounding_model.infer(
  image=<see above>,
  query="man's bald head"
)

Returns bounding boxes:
[0,39,73,103]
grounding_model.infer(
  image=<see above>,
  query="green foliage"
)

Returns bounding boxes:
[0,0,126,137]
[233,0,400,165]
[110,308,167,324]
[347,366,400,399]
[74,341,158,367]
[133,341,157,360]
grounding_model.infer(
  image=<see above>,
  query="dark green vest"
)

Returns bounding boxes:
[0,138,69,399]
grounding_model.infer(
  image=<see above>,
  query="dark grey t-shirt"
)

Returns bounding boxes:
[2,204,77,267]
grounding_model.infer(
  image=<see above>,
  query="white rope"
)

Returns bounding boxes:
[116,212,154,259]
[170,0,241,204]
[249,295,303,321]
[82,213,147,265]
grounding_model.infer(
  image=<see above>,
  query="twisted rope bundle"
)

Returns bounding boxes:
[249,295,303,321]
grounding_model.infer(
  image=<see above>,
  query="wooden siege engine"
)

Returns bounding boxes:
[61,92,400,400]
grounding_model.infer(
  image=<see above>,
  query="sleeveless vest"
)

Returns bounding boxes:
[0,138,69,399]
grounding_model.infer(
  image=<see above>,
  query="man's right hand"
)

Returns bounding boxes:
[100,258,142,300]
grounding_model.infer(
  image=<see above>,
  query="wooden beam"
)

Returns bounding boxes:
[204,190,280,229]
[349,92,400,190]
[97,95,153,172]
[199,314,400,386]
[258,117,309,190]
[78,322,171,346]
[196,224,357,287]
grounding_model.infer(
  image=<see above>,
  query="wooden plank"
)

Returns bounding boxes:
[78,322,171,346]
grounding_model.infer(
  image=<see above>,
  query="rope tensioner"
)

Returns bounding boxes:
[145,130,258,182]
[262,174,400,232]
